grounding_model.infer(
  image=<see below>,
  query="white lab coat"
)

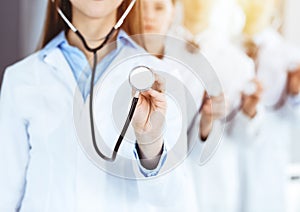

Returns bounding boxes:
[0,39,201,211]
[236,28,300,212]
[171,27,258,212]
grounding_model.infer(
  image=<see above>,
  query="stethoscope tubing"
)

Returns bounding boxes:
[54,0,138,162]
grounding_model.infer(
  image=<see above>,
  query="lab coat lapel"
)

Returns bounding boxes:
[43,48,78,96]
[92,46,143,89]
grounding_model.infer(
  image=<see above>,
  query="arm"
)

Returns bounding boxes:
[283,67,300,121]
[199,93,226,141]
[226,79,265,142]
[132,74,193,209]
[132,74,166,172]
[0,69,30,211]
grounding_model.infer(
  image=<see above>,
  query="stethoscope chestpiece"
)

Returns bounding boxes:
[129,66,155,93]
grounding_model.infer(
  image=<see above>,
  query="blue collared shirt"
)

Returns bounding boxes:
[42,30,137,100]
[40,30,167,177]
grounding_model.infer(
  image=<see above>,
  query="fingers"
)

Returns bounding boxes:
[133,73,167,115]
[243,79,263,98]
[253,79,263,96]
[288,64,300,74]
[201,93,226,120]
[241,79,263,107]
[241,90,261,118]
[152,73,166,93]
[288,68,300,95]
[147,89,166,106]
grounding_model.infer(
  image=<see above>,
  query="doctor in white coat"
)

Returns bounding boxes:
[176,0,265,212]
[0,0,202,211]
[140,1,230,208]
[140,0,225,152]
[235,0,300,211]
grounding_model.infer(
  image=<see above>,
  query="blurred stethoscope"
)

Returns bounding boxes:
[53,0,155,161]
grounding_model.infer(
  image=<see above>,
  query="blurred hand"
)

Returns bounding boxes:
[241,79,263,118]
[287,66,300,96]
[132,74,166,161]
[199,92,226,140]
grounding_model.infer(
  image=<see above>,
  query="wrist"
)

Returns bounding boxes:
[199,115,213,141]
[136,141,164,170]
[136,136,163,159]
[242,107,257,118]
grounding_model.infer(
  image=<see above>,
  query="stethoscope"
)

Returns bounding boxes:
[53,0,156,162]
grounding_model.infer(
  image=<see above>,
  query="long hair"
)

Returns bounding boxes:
[38,0,143,49]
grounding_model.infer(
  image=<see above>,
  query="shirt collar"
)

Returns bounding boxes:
[39,29,140,60]
[117,29,140,49]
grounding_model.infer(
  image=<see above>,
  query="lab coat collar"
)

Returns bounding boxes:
[39,30,142,99]
[39,30,139,60]
[43,47,78,91]
[39,31,78,92]
[117,30,140,49]
[41,42,146,103]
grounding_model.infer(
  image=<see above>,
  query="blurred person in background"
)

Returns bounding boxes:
[140,1,230,209]
[0,0,205,211]
[176,0,264,211]
[141,0,226,147]
[235,0,300,211]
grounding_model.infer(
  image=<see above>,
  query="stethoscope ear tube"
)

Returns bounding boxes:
[53,0,138,161]
[111,96,139,161]
[89,52,140,162]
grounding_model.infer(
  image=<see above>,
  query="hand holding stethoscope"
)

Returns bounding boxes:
[130,67,167,161]
[53,0,166,162]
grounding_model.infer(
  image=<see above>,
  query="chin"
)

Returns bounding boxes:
[72,0,120,20]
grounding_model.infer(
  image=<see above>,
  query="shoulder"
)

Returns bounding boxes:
[2,51,46,88]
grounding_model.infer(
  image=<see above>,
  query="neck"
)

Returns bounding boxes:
[67,7,117,62]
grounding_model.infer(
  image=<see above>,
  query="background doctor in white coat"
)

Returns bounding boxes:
[235,0,300,211]
[177,0,265,211]
[141,0,264,211]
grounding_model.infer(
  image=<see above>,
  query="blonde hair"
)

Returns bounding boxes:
[237,0,278,35]
[182,0,216,35]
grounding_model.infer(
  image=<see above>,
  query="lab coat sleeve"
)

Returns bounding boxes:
[188,112,227,166]
[135,163,197,210]
[133,143,168,177]
[0,69,30,211]
[133,83,197,209]
[134,142,191,208]
[187,113,207,164]
[226,104,265,145]
[283,94,300,123]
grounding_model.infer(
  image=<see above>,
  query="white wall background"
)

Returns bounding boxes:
[283,0,300,47]
[20,0,47,57]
